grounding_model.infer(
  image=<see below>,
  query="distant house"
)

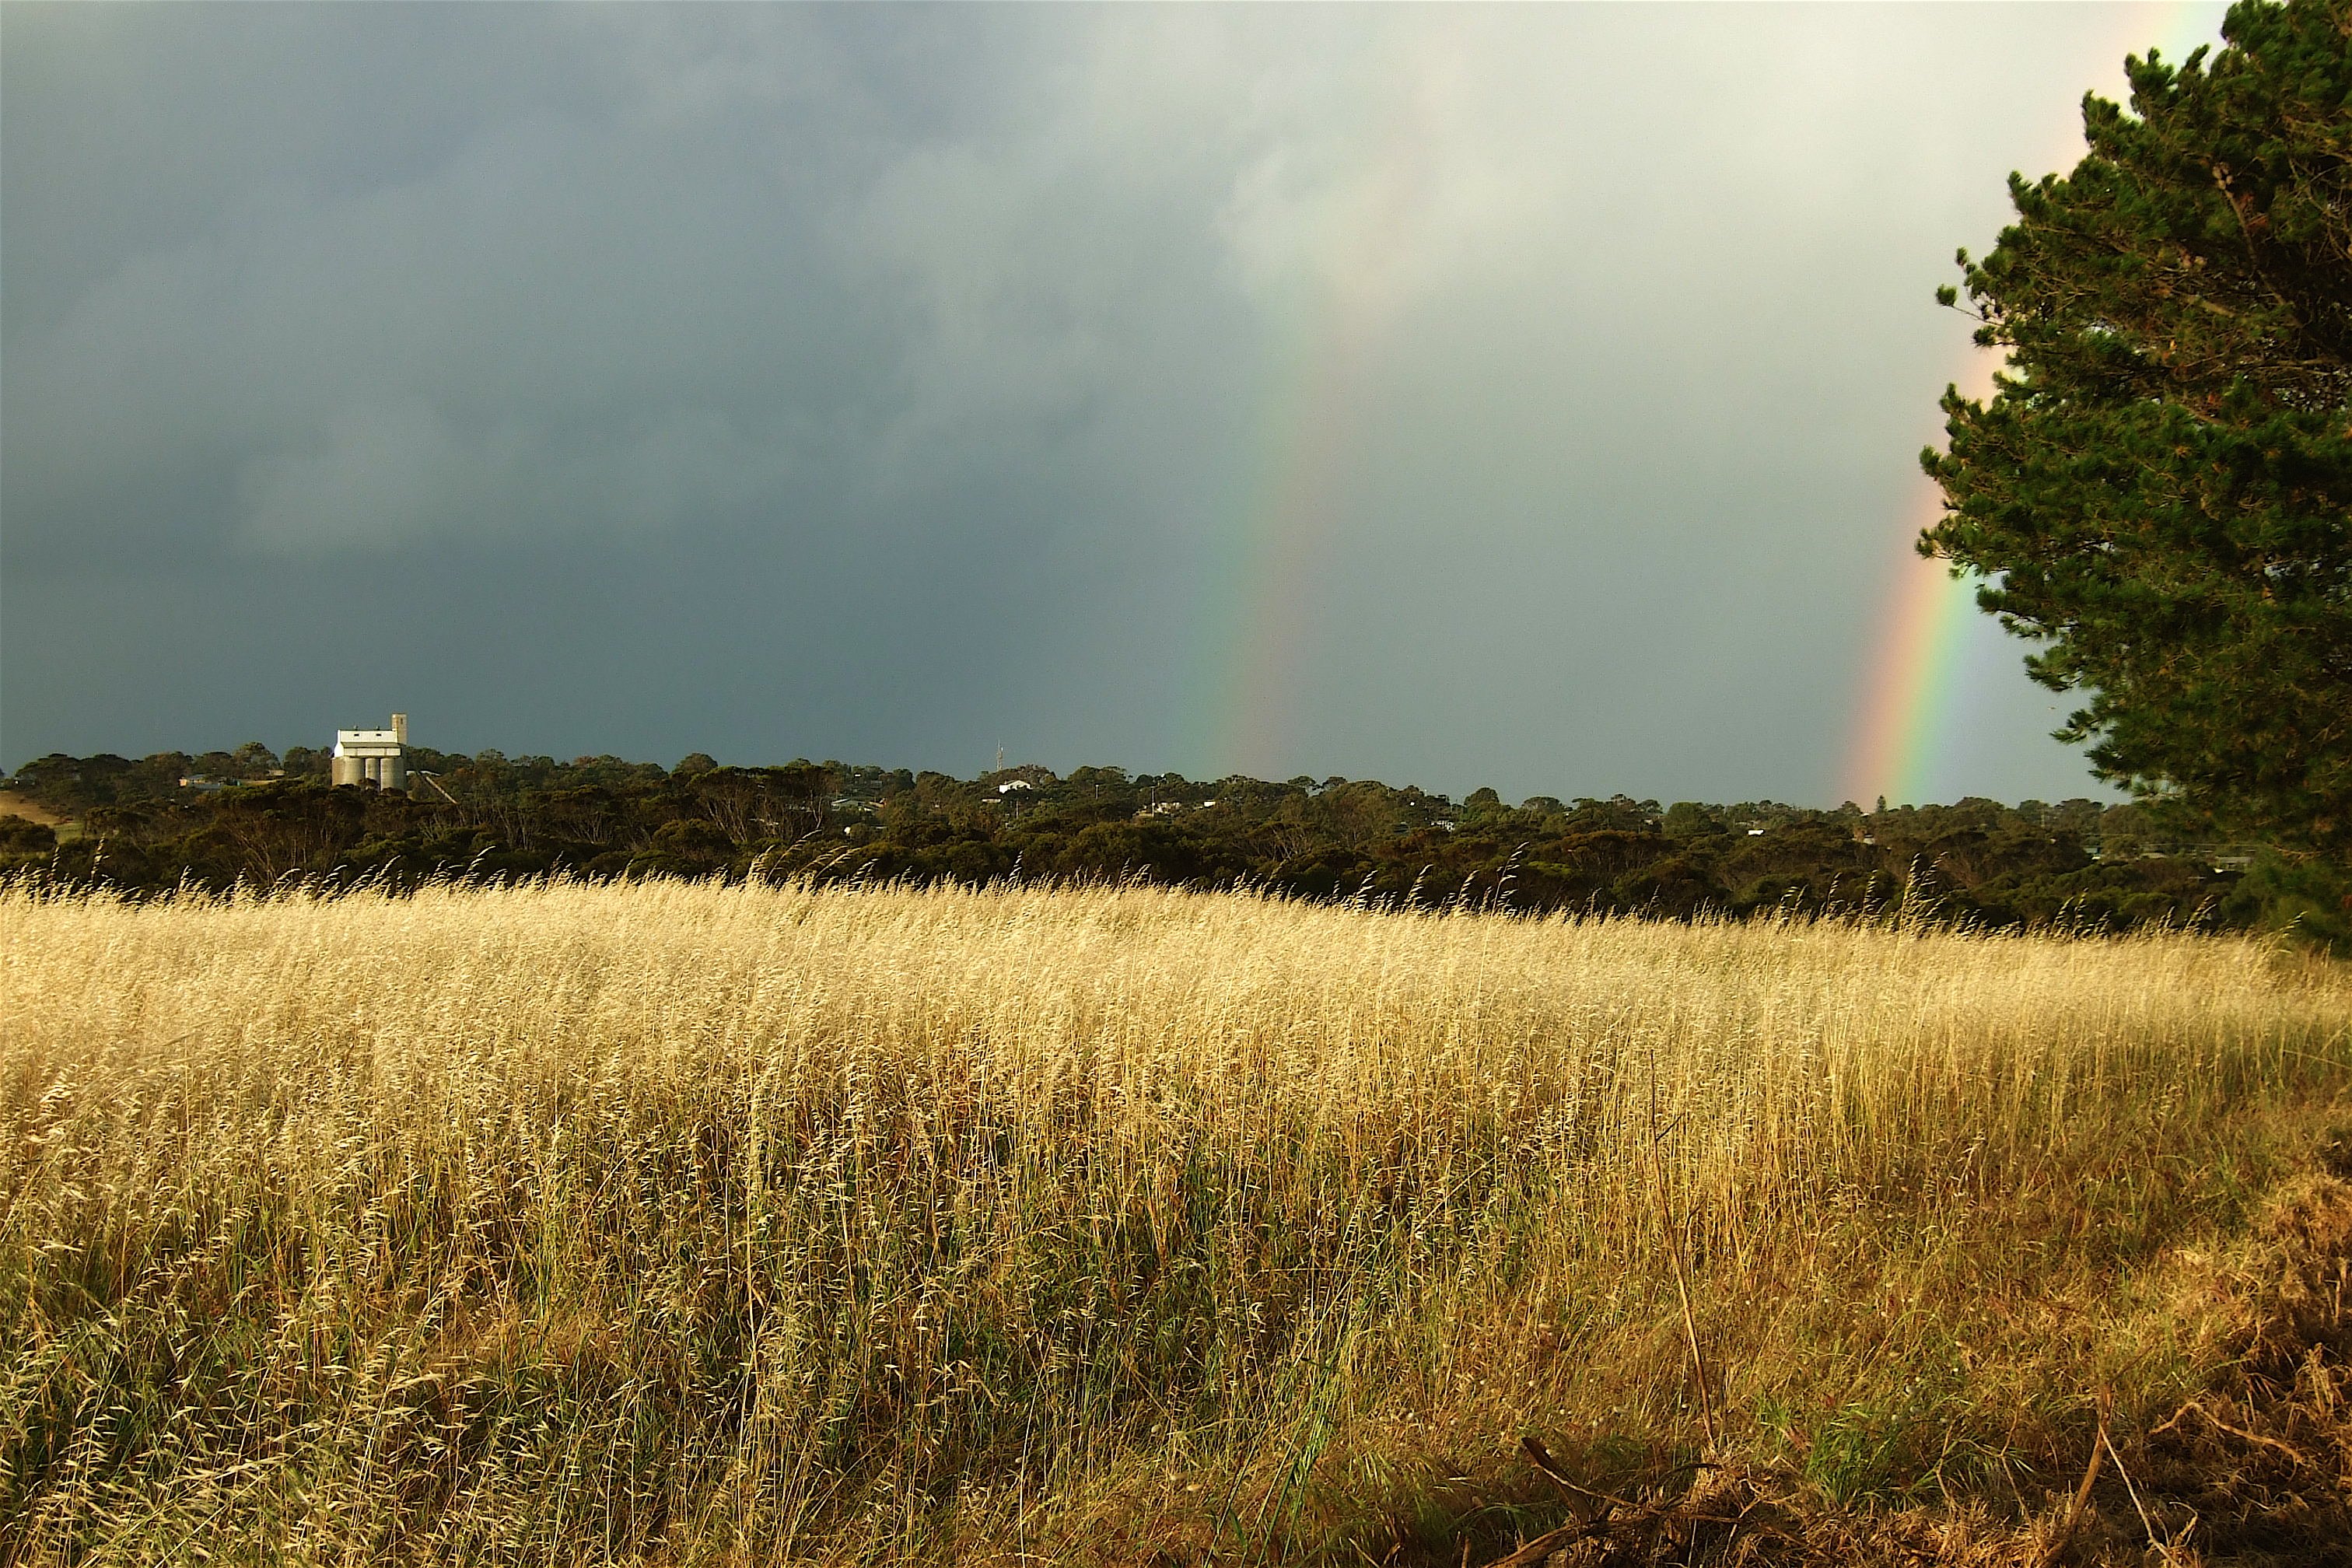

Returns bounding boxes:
[181,768,283,793]
[332,713,409,790]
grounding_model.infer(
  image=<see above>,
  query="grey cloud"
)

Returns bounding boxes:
[3,3,2218,801]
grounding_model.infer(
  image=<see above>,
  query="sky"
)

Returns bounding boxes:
[1,2,2230,805]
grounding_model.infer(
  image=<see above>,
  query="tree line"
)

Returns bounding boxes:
[5,744,2345,949]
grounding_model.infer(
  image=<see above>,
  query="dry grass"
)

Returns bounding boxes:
[3,877,2349,1566]
[0,792,69,829]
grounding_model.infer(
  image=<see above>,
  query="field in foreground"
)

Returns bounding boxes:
[5,880,2351,1566]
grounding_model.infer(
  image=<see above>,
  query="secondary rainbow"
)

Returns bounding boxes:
[1195,46,1444,779]
[1209,293,1377,779]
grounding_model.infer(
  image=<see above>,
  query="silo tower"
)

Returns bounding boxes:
[331,712,410,789]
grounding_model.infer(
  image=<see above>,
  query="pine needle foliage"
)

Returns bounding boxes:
[1922,0,2352,852]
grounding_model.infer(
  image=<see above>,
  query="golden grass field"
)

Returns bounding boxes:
[5,878,2351,1566]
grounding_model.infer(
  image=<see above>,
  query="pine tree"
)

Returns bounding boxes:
[1922,0,2350,852]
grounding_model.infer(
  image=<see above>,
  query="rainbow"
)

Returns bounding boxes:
[1197,40,1446,780]
[1841,0,2228,807]
[1209,292,1376,779]
[1195,9,2227,795]
[1842,511,1980,810]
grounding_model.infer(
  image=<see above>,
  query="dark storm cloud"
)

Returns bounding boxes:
[2,4,2222,800]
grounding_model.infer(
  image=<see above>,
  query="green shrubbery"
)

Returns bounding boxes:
[4,744,2340,945]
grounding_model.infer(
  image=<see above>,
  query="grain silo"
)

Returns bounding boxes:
[331,713,409,790]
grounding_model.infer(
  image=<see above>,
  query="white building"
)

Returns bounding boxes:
[332,713,409,790]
